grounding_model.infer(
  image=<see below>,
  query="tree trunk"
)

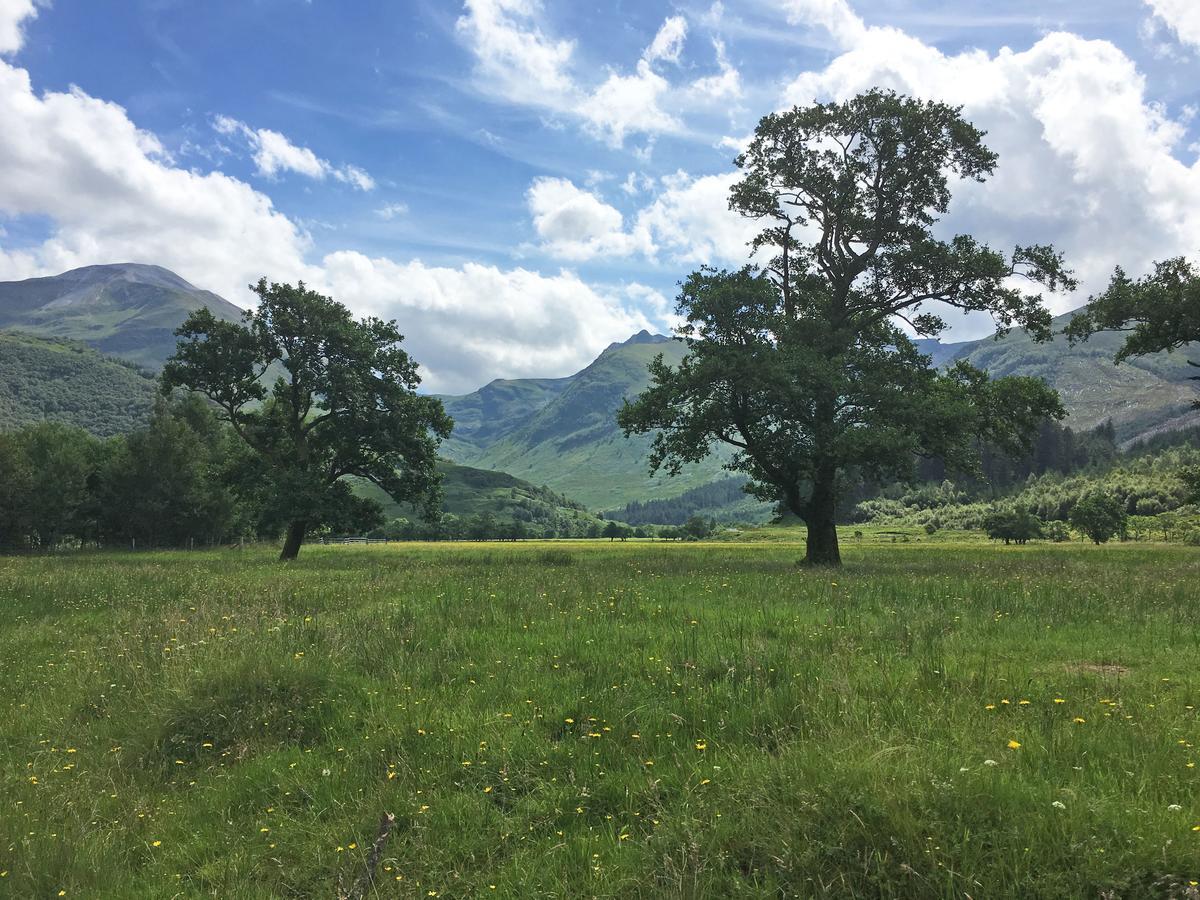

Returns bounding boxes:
[802,467,841,567]
[280,520,307,561]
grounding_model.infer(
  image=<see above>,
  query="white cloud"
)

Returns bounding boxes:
[526,176,650,260]
[778,0,868,46]
[771,0,1200,316]
[0,63,316,303]
[0,56,656,392]
[319,252,655,392]
[580,60,682,147]
[454,0,576,106]
[456,2,719,147]
[1145,0,1200,49]
[645,15,688,65]
[334,164,375,192]
[213,115,375,190]
[0,0,36,54]
[526,169,757,267]
[376,202,409,220]
[687,39,742,101]
[633,170,758,265]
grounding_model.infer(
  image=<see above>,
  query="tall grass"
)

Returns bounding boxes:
[0,540,1197,897]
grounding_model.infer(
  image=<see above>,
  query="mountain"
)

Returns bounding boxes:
[3,262,1196,519]
[437,331,739,511]
[0,331,158,436]
[0,263,244,370]
[437,316,1199,516]
[921,310,1199,442]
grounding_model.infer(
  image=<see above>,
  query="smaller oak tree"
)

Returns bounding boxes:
[983,505,1044,545]
[163,279,452,560]
[1068,492,1127,545]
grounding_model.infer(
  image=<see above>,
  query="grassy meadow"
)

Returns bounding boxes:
[1,537,1199,898]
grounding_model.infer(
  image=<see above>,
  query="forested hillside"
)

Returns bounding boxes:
[0,331,157,436]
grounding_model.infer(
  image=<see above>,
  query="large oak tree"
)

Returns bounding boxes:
[619,91,1072,565]
[163,279,452,560]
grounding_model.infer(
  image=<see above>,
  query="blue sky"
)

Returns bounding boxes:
[2,0,1200,390]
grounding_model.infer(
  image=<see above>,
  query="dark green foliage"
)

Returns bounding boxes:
[163,278,452,559]
[1065,258,1200,402]
[1045,521,1071,542]
[620,92,1071,566]
[0,423,103,549]
[1069,492,1129,544]
[982,505,1044,545]
[681,515,716,540]
[96,396,241,547]
[610,476,766,525]
[0,331,158,436]
[0,402,256,550]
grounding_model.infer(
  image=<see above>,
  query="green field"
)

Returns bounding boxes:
[2,540,1198,898]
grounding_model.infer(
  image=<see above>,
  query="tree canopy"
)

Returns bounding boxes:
[1069,492,1128,545]
[163,279,453,559]
[620,91,1071,566]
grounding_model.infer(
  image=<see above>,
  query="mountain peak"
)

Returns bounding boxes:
[605,330,672,353]
[53,262,201,292]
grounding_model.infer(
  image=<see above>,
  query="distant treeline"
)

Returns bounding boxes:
[858,425,1200,537]
[365,514,718,543]
[0,397,724,550]
[919,419,1121,492]
[0,396,380,551]
[609,477,754,526]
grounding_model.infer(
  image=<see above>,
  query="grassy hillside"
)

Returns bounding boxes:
[0,263,244,370]
[0,330,158,436]
[2,542,1198,897]
[354,461,606,532]
[439,334,738,511]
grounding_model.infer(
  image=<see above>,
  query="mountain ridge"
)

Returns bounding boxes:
[3,262,1198,516]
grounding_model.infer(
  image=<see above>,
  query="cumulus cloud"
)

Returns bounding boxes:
[526,169,757,266]
[775,2,1200,312]
[0,0,36,54]
[0,56,658,392]
[456,1,738,147]
[454,0,576,107]
[526,177,651,260]
[0,63,317,302]
[319,252,655,391]
[580,61,682,147]
[632,170,758,265]
[1145,0,1200,49]
[213,115,375,190]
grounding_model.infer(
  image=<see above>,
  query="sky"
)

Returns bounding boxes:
[1,0,1200,393]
